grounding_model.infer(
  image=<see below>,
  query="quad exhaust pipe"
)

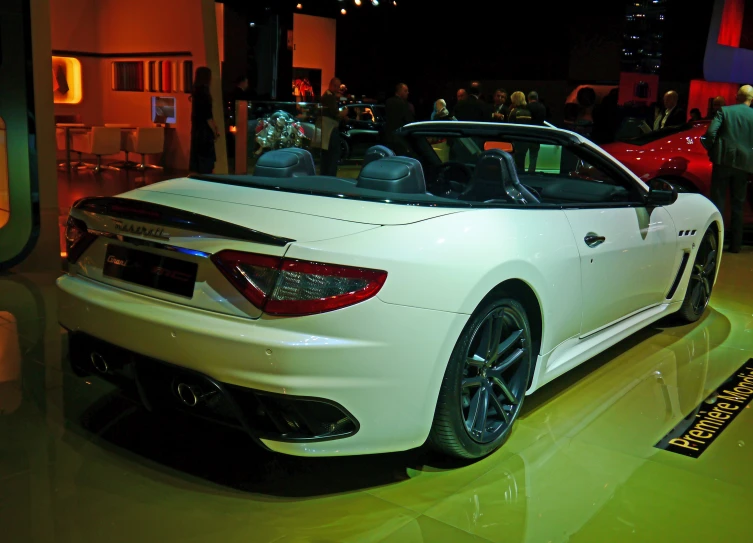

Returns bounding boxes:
[176,382,216,407]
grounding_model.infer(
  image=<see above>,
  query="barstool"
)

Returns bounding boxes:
[71,126,122,173]
[105,124,138,169]
[125,127,165,170]
[56,123,87,170]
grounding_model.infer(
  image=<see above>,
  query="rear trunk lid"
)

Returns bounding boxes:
[66,179,459,319]
[135,177,461,226]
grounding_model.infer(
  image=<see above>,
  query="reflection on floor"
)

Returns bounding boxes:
[5,193,753,540]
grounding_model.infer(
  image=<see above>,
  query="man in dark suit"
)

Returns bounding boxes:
[384,82,414,154]
[320,77,347,176]
[702,84,753,252]
[653,90,686,130]
[526,91,548,172]
[453,81,489,121]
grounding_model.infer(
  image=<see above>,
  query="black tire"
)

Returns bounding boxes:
[429,296,534,459]
[676,226,718,323]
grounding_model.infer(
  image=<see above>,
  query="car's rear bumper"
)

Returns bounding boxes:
[57,274,468,456]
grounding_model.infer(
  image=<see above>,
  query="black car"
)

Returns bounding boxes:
[339,103,386,160]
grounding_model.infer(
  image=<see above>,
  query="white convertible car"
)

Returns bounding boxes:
[57,122,722,459]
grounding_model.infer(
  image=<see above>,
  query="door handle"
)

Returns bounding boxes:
[584,233,605,247]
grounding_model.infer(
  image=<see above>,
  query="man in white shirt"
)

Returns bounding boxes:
[653,90,686,130]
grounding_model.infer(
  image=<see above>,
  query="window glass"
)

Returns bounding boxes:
[418,135,644,205]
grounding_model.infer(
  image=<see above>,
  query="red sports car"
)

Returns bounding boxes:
[602,120,753,225]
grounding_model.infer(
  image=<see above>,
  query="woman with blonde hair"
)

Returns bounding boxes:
[508,91,532,124]
[507,91,533,171]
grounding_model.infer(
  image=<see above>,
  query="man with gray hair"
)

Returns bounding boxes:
[702,84,753,252]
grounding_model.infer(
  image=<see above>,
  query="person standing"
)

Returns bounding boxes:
[320,77,346,176]
[189,66,219,174]
[706,96,726,120]
[454,81,488,121]
[385,82,414,154]
[491,89,509,121]
[702,84,753,252]
[526,91,547,172]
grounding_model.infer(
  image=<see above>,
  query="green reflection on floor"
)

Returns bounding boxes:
[1,252,752,542]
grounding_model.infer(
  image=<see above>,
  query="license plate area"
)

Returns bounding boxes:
[103,244,198,298]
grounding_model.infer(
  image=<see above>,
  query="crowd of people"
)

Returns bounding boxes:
[313,76,753,252]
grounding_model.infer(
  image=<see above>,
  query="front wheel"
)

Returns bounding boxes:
[676,226,718,323]
[429,297,533,459]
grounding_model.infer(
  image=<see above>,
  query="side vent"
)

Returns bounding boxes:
[666,251,691,299]
[678,230,697,237]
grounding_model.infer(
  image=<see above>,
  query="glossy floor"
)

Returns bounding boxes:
[2,248,753,542]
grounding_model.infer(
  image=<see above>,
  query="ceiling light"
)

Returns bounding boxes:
[371,0,379,5]
[341,8,346,14]
[296,3,302,8]
[355,0,362,5]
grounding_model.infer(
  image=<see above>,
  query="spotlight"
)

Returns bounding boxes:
[393,0,396,4]
[296,3,302,8]
[341,7,346,14]
[355,0,362,4]
[371,0,379,5]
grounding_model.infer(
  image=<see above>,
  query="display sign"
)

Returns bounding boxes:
[655,359,753,458]
[52,56,82,104]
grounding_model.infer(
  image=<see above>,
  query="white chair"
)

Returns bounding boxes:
[104,124,138,168]
[125,127,165,170]
[71,126,122,173]
[56,123,86,170]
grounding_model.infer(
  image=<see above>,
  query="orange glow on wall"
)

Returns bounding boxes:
[52,56,83,104]
[717,0,744,47]
[688,79,740,118]
[293,14,336,97]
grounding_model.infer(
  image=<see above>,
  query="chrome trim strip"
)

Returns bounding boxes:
[88,229,212,258]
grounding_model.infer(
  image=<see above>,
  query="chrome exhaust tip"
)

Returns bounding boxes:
[177,383,202,407]
[90,352,109,374]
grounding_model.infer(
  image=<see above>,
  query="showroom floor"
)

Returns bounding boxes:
[2,164,752,541]
[1,247,751,542]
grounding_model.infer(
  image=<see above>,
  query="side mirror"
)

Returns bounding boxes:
[646,178,678,206]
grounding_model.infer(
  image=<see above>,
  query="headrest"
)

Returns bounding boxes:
[356,156,427,194]
[362,145,395,166]
[476,148,517,180]
[253,148,315,178]
[466,148,539,204]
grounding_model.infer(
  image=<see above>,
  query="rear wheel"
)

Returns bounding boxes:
[429,297,533,459]
[676,226,718,323]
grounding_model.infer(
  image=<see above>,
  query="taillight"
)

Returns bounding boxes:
[211,250,387,316]
[64,216,96,263]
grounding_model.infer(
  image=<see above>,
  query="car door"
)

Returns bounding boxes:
[565,205,676,336]
[542,146,678,336]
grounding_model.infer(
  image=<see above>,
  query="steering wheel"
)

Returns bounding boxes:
[433,161,474,194]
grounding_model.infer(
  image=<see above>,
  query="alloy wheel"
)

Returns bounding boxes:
[688,230,717,315]
[461,305,531,444]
